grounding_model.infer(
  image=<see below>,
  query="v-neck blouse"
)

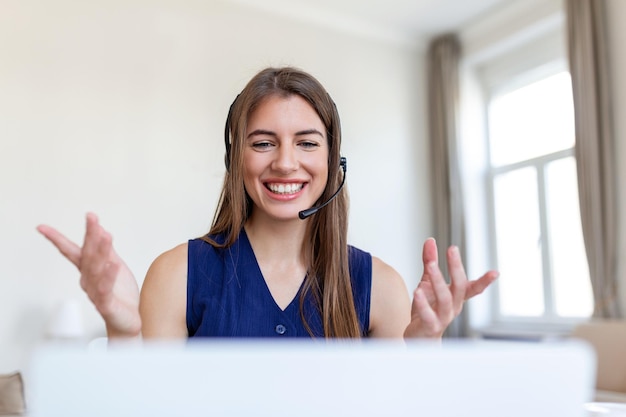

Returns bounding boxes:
[186,230,372,338]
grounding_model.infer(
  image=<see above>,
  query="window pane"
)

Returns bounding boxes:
[493,167,544,316]
[488,72,575,166]
[545,157,593,317]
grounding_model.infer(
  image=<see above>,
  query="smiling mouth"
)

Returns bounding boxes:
[265,183,304,195]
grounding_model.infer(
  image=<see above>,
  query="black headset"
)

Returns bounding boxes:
[223,95,239,171]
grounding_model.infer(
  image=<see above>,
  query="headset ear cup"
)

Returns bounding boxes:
[224,122,231,171]
[224,118,232,171]
[224,94,240,172]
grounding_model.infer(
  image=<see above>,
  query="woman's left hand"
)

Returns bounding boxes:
[404,238,499,339]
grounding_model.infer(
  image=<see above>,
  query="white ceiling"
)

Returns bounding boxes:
[225,0,513,45]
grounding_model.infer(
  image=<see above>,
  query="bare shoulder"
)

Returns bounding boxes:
[369,256,411,338]
[146,242,188,277]
[139,243,188,339]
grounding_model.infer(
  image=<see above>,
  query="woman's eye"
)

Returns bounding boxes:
[299,141,319,149]
[252,142,273,150]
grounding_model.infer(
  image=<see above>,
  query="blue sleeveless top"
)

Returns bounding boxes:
[186,230,372,338]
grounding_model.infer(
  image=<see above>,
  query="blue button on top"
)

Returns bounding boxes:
[275,324,286,335]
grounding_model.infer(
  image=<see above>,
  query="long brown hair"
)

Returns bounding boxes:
[206,67,361,338]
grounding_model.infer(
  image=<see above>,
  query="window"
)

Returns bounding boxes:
[487,71,593,322]
[460,13,594,334]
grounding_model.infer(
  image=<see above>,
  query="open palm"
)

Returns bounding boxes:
[38,213,141,338]
[404,238,498,338]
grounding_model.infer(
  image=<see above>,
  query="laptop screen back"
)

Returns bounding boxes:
[28,339,595,417]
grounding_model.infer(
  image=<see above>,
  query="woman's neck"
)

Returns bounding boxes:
[244,214,309,265]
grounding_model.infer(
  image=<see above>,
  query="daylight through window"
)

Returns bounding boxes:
[487,71,593,321]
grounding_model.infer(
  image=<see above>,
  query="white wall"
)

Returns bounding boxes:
[0,0,428,373]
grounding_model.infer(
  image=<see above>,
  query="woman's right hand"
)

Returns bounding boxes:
[37,213,142,338]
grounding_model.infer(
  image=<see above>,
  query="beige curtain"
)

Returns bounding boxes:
[566,0,622,318]
[427,34,468,337]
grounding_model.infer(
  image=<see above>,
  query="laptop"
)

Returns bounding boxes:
[27,339,595,417]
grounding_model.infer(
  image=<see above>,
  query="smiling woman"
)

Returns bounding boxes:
[37,66,498,342]
[243,95,329,222]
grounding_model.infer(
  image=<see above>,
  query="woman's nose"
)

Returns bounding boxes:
[272,145,298,172]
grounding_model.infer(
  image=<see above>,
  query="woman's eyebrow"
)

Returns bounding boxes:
[294,129,324,137]
[247,129,277,139]
[247,128,324,138]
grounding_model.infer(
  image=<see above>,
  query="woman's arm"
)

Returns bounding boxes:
[368,256,411,338]
[139,243,188,339]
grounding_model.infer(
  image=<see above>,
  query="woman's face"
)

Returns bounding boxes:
[243,94,329,222]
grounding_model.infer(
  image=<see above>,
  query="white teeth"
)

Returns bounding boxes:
[267,183,303,195]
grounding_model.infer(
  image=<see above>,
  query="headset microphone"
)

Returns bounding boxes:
[298,157,347,220]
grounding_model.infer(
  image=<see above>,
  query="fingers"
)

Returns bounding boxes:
[418,238,454,324]
[447,245,469,313]
[36,224,81,267]
[37,213,119,281]
[419,238,438,290]
[80,213,115,277]
[443,245,499,305]
[425,259,453,317]
[421,237,438,268]
[408,238,499,339]
[85,259,119,305]
[411,288,442,336]
[75,214,122,310]
[466,270,500,300]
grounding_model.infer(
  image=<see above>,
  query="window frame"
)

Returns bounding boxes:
[460,17,592,337]
[487,146,579,324]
